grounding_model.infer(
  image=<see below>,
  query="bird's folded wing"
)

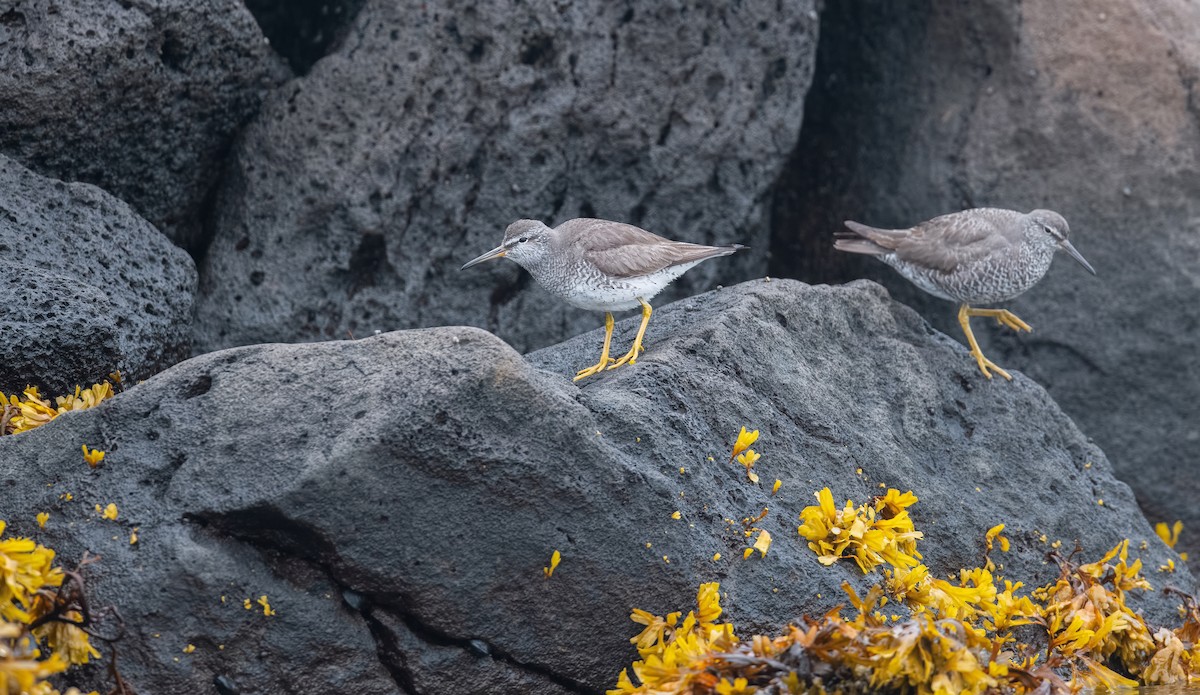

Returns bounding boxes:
[588,242,729,278]
[892,214,1011,273]
[567,219,722,278]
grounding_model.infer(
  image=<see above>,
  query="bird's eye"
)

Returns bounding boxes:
[518,237,529,243]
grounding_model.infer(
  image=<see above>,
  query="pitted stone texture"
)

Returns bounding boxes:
[0,0,284,249]
[0,156,196,394]
[0,265,122,396]
[771,0,1200,557]
[194,0,818,354]
[0,279,1188,693]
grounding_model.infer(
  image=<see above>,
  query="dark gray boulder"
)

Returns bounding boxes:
[1,279,1188,693]
[193,0,819,355]
[0,156,196,395]
[0,265,122,399]
[771,0,1200,558]
[0,0,284,250]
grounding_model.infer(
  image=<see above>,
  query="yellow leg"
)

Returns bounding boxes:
[608,299,652,370]
[574,313,616,381]
[957,304,1013,381]
[965,307,1032,333]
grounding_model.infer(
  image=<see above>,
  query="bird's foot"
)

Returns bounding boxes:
[969,348,1013,381]
[573,357,616,381]
[967,307,1031,333]
[993,309,1031,333]
[606,342,646,370]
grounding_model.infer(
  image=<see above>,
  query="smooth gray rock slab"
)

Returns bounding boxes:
[0,279,1188,693]
[0,156,196,395]
[0,0,284,249]
[194,0,818,355]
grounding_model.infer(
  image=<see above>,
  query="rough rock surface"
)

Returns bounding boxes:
[0,156,197,395]
[0,0,283,249]
[1,279,1189,694]
[193,0,818,355]
[771,1,1200,556]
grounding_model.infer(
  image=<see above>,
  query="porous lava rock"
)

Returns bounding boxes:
[0,0,284,249]
[1,279,1188,693]
[0,156,196,395]
[193,0,819,355]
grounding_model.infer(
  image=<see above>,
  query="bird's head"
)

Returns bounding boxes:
[461,219,554,271]
[1028,209,1095,275]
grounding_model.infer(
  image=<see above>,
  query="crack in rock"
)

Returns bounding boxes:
[191,508,597,694]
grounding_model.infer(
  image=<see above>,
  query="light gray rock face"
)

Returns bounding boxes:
[0,0,284,249]
[0,156,196,395]
[1,279,1187,693]
[193,0,819,355]
[771,0,1200,557]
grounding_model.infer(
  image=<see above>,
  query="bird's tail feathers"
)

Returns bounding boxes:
[697,243,747,259]
[833,237,890,256]
[842,220,886,237]
[835,220,902,255]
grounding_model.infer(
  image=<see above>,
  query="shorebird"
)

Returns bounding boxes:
[462,218,744,380]
[835,208,1096,380]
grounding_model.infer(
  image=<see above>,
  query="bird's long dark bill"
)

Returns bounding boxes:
[1060,240,1096,275]
[461,245,507,270]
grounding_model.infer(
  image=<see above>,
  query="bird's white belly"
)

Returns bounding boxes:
[559,262,700,312]
[885,252,1051,305]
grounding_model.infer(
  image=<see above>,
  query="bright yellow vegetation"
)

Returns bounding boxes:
[609,582,737,694]
[798,487,923,573]
[257,596,276,617]
[544,550,562,578]
[730,427,762,484]
[1,379,117,436]
[749,530,771,559]
[0,521,100,695]
[81,446,105,468]
[611,486,1200,694]
[1156,520,1189,561]
[729,428,759,462]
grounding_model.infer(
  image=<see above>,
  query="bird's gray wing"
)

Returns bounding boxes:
[564,219,729,278]
[851,210,1017,273]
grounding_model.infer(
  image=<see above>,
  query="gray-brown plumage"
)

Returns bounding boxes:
[836,208,1095,380]
[462,218,745,380]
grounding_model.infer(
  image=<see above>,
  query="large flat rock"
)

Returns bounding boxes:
[772,0,1200,557]
[0,279,1187,693]
[193,0,818,355]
